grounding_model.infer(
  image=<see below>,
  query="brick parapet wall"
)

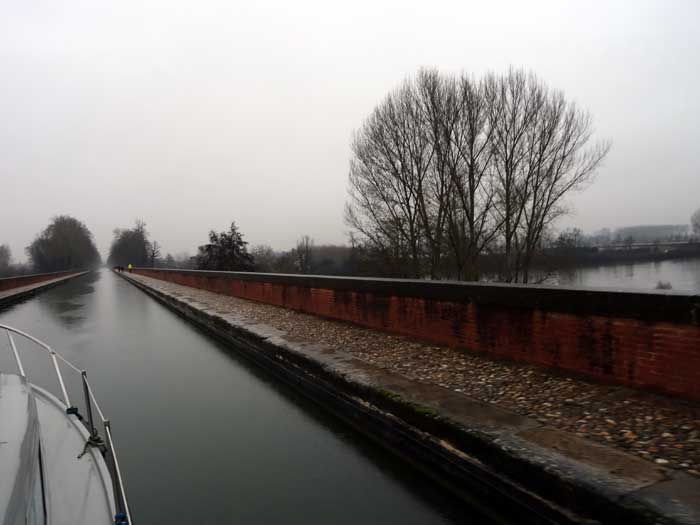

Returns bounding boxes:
[133,268,700,401]
[0,271,80,292]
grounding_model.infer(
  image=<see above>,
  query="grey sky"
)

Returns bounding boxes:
[2,0,699,261]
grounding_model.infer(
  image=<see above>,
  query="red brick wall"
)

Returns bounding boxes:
[134,269,700,401]
[0,271,78,292]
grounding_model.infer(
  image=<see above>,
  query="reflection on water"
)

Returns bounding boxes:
[554,257,700,291]
[35,271,101,327]
[0,270,480,524]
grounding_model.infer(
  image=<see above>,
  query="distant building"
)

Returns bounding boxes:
[613,224,690,243]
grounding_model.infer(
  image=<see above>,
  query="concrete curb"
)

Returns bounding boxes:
[118,271,700,525]
[0,272,88,311]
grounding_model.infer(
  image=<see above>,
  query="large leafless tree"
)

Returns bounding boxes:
[293,235,315,274]
[148,240,161,267]
[346,67,609,282]
[446,73,500,280]
[491,70,610,282]
[346,80,428,277]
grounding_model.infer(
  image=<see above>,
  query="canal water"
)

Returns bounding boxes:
[0,270,485,524]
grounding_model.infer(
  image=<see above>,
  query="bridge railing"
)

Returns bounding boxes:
[1,324,132,525]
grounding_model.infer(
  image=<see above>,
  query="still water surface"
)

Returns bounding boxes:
[0,270,485,524]
[553,257,700,291]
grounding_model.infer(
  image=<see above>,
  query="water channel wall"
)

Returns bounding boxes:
[0,271,82,292]
[132,268,700,401]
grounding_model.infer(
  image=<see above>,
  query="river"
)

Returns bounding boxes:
[553,256,700,291]
[0,270,487,524]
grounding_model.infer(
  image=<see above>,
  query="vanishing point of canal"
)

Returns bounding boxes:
[0,270,491,524]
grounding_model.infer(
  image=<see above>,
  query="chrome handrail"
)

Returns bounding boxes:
[0,324,133,525]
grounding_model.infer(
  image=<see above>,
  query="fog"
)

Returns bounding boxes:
[2,0,698,260]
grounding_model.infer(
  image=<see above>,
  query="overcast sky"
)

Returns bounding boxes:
[2,0,699,261]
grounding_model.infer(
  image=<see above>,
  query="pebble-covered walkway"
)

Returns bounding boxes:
[130,273,700,478]
[0,273,83,302]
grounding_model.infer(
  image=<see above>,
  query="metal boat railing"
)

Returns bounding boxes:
[1,324,132,525]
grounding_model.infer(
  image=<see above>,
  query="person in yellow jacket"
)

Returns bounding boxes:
[127,263,133,273]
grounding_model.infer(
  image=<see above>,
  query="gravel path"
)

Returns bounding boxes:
[0,273,83,301]
[131,273,700,478]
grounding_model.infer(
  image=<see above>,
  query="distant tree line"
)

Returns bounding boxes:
[529,219,700,276]
[555,225,692,248]
[107,221,258,272]
[345,68,610,283]
[26,215,101,272]
[141,221,358,276]
[251,237,359,275]
[0,244,16,277]
[107,220,163,267]
[183,224,357,275]
[607,224,694,245]
[1,215,101,277]
[99,207,700,278]
[692,207,700,238]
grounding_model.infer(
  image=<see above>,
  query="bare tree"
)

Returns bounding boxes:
[347,70,501,279]
[148,241,161,267]
[251,244,277,272]
[0,244,11,275]
[488,69,545,282]
[293,235,314,274]
[413,69,455,278]
[555,227,585,249]
[692,207,700,237]
[446,73,500,280]
[490,69,609,282]
[514,83,610,282]
[346,67,609,282]
[346,79,428,277]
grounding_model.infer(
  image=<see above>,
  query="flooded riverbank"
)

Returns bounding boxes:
[553,256,700,291]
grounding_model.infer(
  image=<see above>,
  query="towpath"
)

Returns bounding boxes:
[0,272,86,309]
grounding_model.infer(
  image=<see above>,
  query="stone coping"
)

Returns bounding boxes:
[134,268,700,325]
